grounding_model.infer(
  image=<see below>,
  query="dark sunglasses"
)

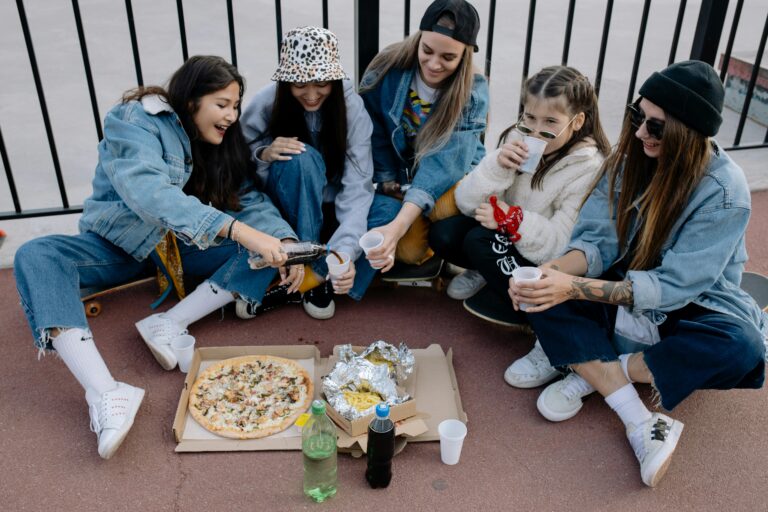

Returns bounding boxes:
[627,102,665,140]
[515,114,578,140]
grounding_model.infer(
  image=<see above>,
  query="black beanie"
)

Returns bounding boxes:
[638,60,724,136]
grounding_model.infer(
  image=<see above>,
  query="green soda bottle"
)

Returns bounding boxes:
[302,400,338,502]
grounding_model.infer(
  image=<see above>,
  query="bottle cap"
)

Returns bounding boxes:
[375,403,389,418]
[311,400,325,415]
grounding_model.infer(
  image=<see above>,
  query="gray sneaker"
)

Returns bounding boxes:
[447,270,486,300]
[504,339,560,388]
[627,413,684,487]
[536,372,596,422]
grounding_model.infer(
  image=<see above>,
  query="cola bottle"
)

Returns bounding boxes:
[248,241,328,269]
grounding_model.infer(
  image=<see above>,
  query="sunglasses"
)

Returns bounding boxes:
[516,114,578,140]
[627,102,665,140]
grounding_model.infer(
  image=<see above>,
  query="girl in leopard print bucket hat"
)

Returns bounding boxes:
[242,27,380,321]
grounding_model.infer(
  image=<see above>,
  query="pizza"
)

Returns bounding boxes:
[188,355,313,439]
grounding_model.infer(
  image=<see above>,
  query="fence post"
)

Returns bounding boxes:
[355,0,379,85]
[690,0,729,65]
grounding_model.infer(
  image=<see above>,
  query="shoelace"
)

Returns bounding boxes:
[89,403,101,434]
[630,417,670,461]
[559,374,594,400]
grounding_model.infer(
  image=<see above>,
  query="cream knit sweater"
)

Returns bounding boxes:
[455,144,604,264]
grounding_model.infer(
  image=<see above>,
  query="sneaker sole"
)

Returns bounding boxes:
[536,386,593,422]
[447,285,484,300]
[135,320,177,371]
[302,300,335,320]
[504,367,560,388]
[642,420,684,487]
[99,388,145,460]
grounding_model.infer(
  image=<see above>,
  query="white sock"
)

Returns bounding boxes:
[164,280,234,327]
[605,383,652,429]
[619,353,633,383]
[52,328,117,395]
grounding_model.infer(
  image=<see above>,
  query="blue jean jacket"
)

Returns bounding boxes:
[570,143,767,335]
[79,95,295,261]
[360,66,488,214]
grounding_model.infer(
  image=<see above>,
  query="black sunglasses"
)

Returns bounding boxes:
[627,102,665,140]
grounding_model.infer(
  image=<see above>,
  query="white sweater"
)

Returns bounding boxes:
[455,145,604,264]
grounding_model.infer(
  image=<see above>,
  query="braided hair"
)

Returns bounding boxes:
[498,66,610,189]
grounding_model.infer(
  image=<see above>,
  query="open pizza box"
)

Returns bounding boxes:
[172,343,466,453]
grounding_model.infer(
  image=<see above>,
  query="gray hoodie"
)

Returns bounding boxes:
[241,80,374,261]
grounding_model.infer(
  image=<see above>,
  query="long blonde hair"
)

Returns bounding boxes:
[360,29,476,168]
[599,109,711,270]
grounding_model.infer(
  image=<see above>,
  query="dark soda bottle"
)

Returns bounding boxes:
[248,242,328,269]
[365,403,395,488]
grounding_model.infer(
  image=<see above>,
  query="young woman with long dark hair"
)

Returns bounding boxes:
[13,56,297,459]
[509,61,766,487]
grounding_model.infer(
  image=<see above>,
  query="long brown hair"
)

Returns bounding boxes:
[360,21,476,168]
[122,55,249,211]
[268,80,347,183]
[600,106,711,270]
[497,66,611,189]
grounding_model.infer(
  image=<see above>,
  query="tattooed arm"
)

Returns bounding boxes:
[567,277,633,305]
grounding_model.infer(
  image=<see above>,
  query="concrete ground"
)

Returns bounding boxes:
[1,191,767,512]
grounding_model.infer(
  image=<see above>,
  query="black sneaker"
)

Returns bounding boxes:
[381,255,443,283]
[302,281,335,320]
[463,287,529,328]
[235,284,302,319]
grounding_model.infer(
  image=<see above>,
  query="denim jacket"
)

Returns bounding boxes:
[360,66,488,213]
[569,142,766,334]
[79,95,295,261]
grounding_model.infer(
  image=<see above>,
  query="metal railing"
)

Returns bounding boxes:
[2,0,767,221]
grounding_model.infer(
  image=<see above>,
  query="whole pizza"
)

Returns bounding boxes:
[188,355,314,439]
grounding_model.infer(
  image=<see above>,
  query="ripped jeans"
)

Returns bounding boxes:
[14,232,276,350]
[526,299,766,410]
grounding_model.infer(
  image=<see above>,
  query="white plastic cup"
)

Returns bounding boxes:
[438,419,467,465]
[519,136,548,174]
[359,230,389,268]
[326,251,350,282]
[511,266,543,311]
[170,334,196,373]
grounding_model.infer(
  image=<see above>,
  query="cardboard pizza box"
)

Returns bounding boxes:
[172,343,465,452]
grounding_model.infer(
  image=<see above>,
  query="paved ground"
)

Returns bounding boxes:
[1,192,767,512]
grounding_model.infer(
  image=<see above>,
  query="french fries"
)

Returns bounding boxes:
[342,389,383,411]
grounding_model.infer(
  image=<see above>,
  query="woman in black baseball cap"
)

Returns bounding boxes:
[509,60,766,487]
[357,0,488,281]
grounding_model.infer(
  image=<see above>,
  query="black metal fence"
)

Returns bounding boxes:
[2,0,767,221]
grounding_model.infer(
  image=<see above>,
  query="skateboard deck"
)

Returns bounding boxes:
[80,276,155,317]
[741,271,768,311]
[380,256,445,290]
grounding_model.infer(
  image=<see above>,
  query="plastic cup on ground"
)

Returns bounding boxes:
[519,136,548,174]
[438,419,467,465]
[170,334,196,373]
[326,251,350,282]
[511,266,543,311]
[359,231,388,268]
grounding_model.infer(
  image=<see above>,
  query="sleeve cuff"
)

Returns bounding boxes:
[403,187,434,214]
[627,270,661,313]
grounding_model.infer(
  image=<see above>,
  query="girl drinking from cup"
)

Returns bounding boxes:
[429,65,610,388]
[242,26,376,320]
[358,0,489,279]
[510,61,766,486]
[13,56,297,459]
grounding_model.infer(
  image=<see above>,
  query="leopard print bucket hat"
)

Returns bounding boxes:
[271,26,348,83]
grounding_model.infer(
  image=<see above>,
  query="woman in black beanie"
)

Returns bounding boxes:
[508,60,766,487]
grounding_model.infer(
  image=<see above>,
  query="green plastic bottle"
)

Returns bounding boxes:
[302,400,338,502]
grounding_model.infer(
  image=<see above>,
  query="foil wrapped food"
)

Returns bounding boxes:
[323,341,415,421]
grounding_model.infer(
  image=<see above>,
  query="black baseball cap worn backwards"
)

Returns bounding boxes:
[419,0,481,52]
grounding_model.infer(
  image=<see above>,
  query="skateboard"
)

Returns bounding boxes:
[741,271,768,311]
[379,255,447,291]
[80,276,155,317]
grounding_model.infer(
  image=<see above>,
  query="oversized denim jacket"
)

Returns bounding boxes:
[569,142,766,334]
[79,95,295,261]
[360,66,488,214]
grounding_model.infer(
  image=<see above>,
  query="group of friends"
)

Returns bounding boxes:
[13,0,766,488]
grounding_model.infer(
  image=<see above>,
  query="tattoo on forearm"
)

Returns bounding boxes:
[550,264,560,271]
[570,278,633,305]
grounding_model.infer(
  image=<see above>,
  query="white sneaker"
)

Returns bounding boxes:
[504,339,560,388]
[135,313,187,370]
[87,383,145,459]
[627,412,684,487]
[536,372,596,422]
[446,270,486,300]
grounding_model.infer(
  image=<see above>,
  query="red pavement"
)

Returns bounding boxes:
[1,191,768,512]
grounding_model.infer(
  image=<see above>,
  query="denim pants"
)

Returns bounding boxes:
[14,232,276,350]
[265,147,396,300]
[526,298,766,410]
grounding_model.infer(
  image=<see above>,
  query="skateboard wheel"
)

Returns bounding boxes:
[85,301,102,317]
